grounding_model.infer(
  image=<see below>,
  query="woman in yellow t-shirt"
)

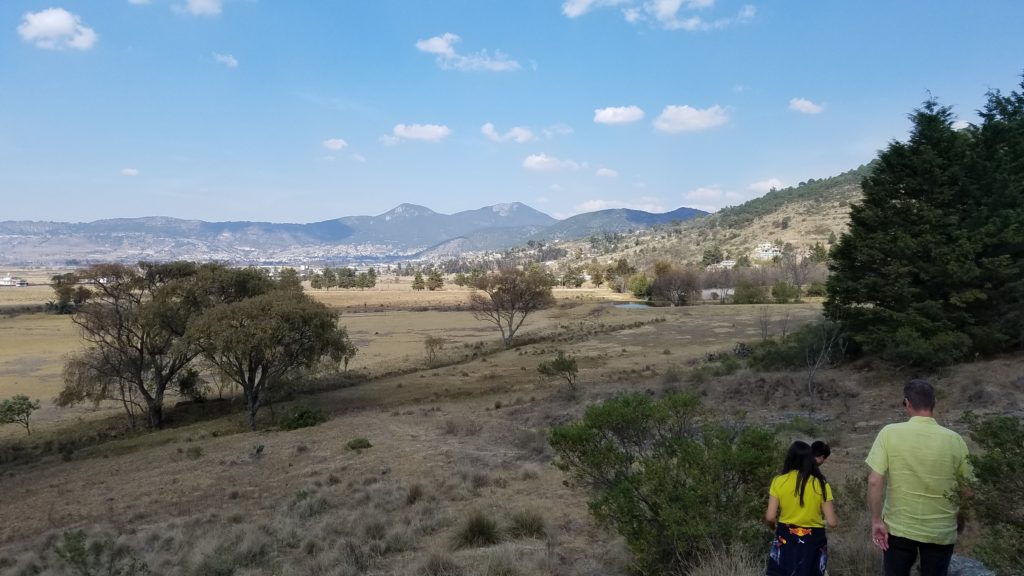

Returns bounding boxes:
[764,441,839,576]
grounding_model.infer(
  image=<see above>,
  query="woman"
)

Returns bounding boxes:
[764,441,838,576]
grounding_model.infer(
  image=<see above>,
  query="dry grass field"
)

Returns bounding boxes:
[0,281,1021,576]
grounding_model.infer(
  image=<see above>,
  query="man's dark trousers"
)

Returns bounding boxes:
[884,534,955,576]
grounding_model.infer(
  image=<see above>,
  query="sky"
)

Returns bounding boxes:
[1,1,1022,223]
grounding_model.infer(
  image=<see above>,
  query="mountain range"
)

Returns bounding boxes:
[0,203,707,266]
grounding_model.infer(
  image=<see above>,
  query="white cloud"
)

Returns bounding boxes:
[481,123,535,143]
[562,0,629,18]
[952,120,971,130]
[682,184,745,212]
[322,138,348,151]
[594,105,645,124]
[121,168,140,177]
[748,178,784,193]
[596,168,619,178]
[17,8,98,50]
[213,53,238,68]
[379,135,401,146]
[574,197,666,214]
[391,124,452,143]
[415,33,520,72]
[789,97,824,114]
[523,154,581,172]
[351,154,367,163]
[184,0,222,15]
[567,0,755,31]
[654,104,728,133]
[543,123,574,138]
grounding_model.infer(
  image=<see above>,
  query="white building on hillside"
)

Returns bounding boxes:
[0,275,28,287]
[752,242,782,261]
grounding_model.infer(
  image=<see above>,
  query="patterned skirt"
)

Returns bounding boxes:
[765,524,828,576]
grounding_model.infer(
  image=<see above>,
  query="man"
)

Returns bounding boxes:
[866,379,973,576]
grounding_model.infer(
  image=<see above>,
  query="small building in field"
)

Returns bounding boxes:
[0,275,28,287]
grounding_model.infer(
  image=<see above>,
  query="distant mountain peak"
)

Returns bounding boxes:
[380,203,437,220]
[490,203,517,216]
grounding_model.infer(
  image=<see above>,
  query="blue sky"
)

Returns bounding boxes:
[1,1,1022,223]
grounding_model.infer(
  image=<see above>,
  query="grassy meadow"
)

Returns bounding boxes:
[0,277,1020,575]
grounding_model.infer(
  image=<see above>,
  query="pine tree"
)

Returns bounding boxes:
[411,271,425,290]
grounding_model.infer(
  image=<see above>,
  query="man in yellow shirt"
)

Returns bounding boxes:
[866,379,972,576]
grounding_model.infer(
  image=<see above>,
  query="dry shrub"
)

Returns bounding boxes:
[453,510,500,549]
[418,552,464,576]
[507,510,546,540]
[511,428,551,461]
[476,543,521,576]
[685,547,762,576]
[442,417,483,436]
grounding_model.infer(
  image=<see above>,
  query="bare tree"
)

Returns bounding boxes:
[652,268,701,306]
[758,306,773,341]
[805,319,848,398]
[780,245,812,299]
[470,267,555,347]
[424,335,446,367]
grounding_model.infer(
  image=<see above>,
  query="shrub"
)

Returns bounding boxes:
[418,552,464,576]
[805,282,827,297]
[278,405,328,430]
[537,351,579,393]
[771,281,799,304]
[508,510,546,539]
[733,279,768,304]
[453,510,501,549]
[53,530,151,576]
[964,414,1024,575]
[347,437,372,451]
[185,445,203,460]
[549,393,779,574]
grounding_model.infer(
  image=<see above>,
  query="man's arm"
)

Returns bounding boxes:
[867,470,888,551]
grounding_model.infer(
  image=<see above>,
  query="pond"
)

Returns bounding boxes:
[613,302,651,309]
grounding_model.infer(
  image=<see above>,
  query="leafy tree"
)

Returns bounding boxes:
[321,267,337,289]
[586,263,605,287]
[426,270,444,291]
[701,246,724,266]
[62,262,207,429]
[733,279,769,304]
[277,268,303,292]
[550,393,780,574]
[453,272,468,287]
[560,266,584,288]
[808,242,829,264]
[0,395,41,436]
[469,267,555,347]
[537,351,578,392]
[827,81,1024,365]
[188,290,353,431]
[411,271,426,290]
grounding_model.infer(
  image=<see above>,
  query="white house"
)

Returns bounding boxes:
[0,275,28,287]
[752,242,782,261]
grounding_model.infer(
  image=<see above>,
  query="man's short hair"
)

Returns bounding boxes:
[904,378,936,411]
[811,440,831,460]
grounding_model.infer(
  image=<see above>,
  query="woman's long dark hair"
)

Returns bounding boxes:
[781,441,828,507]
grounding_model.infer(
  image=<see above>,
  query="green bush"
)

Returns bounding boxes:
[54,530,150,576]
[804,282,827,297]
[965,414,1024,575]
[732,279,768,304]
[748,320,849,371]
[549,393,780,574]
[537,351,579,392]
[278,405,328,430]
[771,281,799,304]
[346,437,372,451]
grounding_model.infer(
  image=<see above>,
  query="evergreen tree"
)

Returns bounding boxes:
[426,270,444,291]
[827,78,1024,364]
[411,271,425,290]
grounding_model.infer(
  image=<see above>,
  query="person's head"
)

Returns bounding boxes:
[903,378,936,414]
[811,440,831,466]
[781,441,825,506]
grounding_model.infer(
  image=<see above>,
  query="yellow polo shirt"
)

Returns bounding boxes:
[865,416,972,545]
[769,470,833,528]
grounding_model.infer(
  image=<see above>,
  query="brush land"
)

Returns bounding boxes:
[0,278,1019,576]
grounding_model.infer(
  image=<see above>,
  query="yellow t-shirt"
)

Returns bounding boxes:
[769,470,833,528]
[865,416,973,545]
